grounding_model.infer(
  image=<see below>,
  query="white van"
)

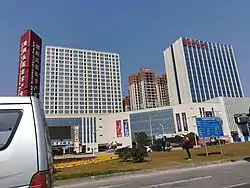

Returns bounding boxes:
[0,96,54,187]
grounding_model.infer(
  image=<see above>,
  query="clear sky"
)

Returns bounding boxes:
[0,0,249,97]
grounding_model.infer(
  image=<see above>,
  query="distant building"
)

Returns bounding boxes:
[128,68,169,111]
[164,37,244,105]
[128,68,158,110]
[17,30,42,98]
[156,74,170,106]
[122,96,130,112]
[43,46,122,115]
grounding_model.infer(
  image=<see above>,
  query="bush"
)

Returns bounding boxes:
[115,146,148,163]
[131,147,148,163]
[152,139,163,152]
[115,147,131,162]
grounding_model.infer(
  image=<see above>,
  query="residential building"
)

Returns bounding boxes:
[156,74,170,106]
[164,37,244,105]
[44,46,122,114]
[122,96,130,112]
[128,68,158,111]
[17,30,42,98]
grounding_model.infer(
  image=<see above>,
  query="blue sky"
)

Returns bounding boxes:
[0,0,249,97]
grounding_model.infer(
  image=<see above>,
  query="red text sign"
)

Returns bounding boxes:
[183,38,207,48]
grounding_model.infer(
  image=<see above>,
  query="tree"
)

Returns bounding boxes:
[175,135,183,146]
[152,138,162,151]
[135,132,148,148]
[187,132,199,147]
[115,147,131,162]
[131,147,148,163]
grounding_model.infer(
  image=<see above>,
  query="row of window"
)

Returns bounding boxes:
[46,55,119,62]
[46,62,119,68]
[46,74,120,79]
[46,64,120,71]
[45,109,121,114]
[45,100,121,105]
[45,105,121,110]
[46,47,118,57]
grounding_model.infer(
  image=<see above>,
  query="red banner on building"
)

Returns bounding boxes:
[116,120,122,137]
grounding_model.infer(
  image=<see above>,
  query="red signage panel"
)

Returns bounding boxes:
[17,30,42,98]
[183,38,207,48]
[116,120,122,137]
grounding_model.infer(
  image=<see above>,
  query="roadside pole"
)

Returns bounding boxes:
[204,140,208,156]
[218,137,223,155]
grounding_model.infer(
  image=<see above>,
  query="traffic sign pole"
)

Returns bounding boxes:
[218,137,223,155]
[204,140,208,156]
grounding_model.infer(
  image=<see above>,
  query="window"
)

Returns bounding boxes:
[0,110,23,150]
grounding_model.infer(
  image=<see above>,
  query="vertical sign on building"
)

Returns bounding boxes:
[116,120,122,137]
[17,30,42,98]
[182,113,188,131]
[176,113,182,132]
[123,119,129,137]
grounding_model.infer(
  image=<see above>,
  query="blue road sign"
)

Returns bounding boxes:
[196,117,224,138]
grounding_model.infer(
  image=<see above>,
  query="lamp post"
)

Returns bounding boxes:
[160,124,165,137]
[149,117,153,146]
[91,125,102,156]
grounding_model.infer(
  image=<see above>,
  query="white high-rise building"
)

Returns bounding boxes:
[44,46,122,114]
[164,37,244,105]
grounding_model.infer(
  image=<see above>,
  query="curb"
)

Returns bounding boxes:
[55,156,249,185]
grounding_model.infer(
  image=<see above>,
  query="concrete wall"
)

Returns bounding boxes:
[100,112,132,148]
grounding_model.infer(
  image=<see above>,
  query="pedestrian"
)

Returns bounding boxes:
[182,133,191,161]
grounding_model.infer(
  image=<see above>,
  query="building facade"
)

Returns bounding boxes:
[17,30,42,98]
[156,74,170,106]
[46,113,132,153]
[128,68,159,111]
[46,97,250,152]
[44,46,122,115]
[164,37,244,105]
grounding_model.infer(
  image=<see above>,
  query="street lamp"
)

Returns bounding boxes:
[149,116,153,146]
[160,124,165,137]
[91,125,102,156]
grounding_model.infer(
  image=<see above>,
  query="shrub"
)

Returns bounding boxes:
[115,147,131,162]
[131,147,148,163]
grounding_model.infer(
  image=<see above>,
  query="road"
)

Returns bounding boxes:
[55,160,250,188]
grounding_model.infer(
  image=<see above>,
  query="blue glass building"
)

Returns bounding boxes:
[130,109,175,141]
[164,37,244,105]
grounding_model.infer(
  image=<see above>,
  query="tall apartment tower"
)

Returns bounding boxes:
[156,74,170,106]
[128,68,158,111]
[44,46,122,114]
[17,30,42,98]
[164,37,244,105]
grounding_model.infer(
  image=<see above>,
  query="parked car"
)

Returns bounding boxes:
[145,146,152,153]
[0,97,54,188]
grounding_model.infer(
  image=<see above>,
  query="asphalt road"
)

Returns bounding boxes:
[55,160,250,188]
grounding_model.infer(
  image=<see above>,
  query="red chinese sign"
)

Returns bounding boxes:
[17,30,42,98]
[116,120,122,137]
[183,38,207,48]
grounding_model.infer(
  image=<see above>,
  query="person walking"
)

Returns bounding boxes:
[182,133,191,161]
